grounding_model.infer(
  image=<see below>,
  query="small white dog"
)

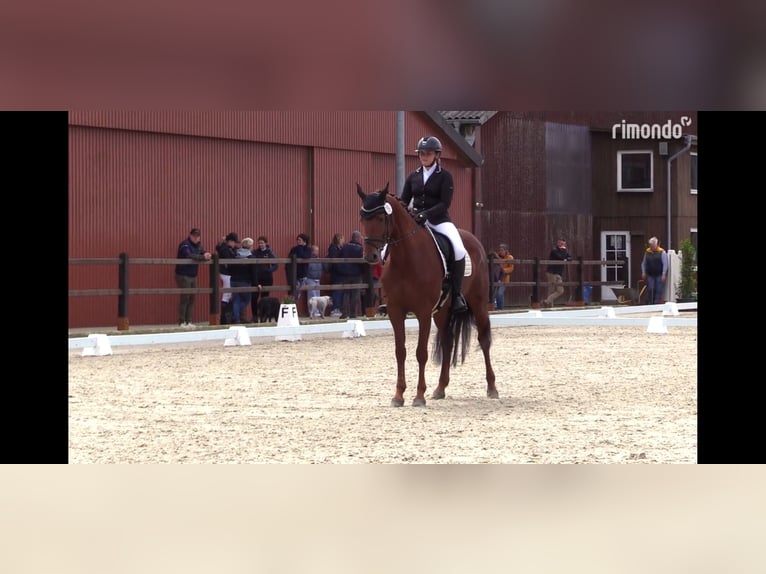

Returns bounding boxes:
[308,295,332,318]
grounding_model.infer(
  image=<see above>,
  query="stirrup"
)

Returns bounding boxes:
[452,293,468,312]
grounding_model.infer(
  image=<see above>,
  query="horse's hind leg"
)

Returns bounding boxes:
[431,326,453,400]
[475,311,498,399]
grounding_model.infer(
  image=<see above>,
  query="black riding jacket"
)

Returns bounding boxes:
[400,162,455,225]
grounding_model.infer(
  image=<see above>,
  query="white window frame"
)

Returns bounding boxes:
[690,152,698,195]
[617,150,653,192]
[600,231,632,300]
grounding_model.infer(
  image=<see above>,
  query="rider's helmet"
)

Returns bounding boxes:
[415,136,442,154]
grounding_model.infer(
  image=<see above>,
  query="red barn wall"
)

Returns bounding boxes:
[68,111,479,328]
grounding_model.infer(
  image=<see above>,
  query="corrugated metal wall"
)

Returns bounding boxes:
[69,125,310,327]
[544,122,593,265]
[68,110,476,160]
[478,114,595,306]
[68,111,480,328]
[479,114,547,306]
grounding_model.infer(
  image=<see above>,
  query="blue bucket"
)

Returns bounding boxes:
[582,285,593,304]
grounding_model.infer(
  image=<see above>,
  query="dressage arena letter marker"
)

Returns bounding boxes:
[224,326,252,346]
[276,303,302,341]
[342,319,366,338]
[646,316,668,334]
[81,333,113,356]
[598,306,617,318]
[277,303,300,327]
[662,302,680,316]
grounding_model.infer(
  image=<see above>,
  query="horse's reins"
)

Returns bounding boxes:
[360,200,418,259]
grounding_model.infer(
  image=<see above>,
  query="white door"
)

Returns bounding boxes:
[600,231,631,300]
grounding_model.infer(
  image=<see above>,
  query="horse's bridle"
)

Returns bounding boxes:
[359,201,393,250]
[360,199,420,254]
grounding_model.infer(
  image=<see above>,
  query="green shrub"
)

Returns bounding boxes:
[676,238,697,299]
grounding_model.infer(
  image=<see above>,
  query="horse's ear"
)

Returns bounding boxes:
[356,183,366,200]
[383,182,390,195]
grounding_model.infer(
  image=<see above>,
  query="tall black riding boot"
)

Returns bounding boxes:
[451,257,468,313]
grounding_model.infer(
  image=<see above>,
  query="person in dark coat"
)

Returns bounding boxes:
[325,232,345,317]
[641,236,669,304]
[216,232,239,324]
[251,235,278,319]
[335,231,365,318]
[542,238,573,307]
[286,233,313,303]
[175,228,212,327]
[230,237,259,323]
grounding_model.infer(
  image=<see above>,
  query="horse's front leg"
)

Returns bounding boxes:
[412,314,432,407]
[389,313,407,407]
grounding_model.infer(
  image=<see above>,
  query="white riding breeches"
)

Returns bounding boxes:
[425,221,467,260]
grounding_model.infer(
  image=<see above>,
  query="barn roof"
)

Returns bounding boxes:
[439,111,497,124]
[424,111,484,167]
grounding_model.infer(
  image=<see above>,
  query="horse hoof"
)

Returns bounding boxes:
[487,389,500,399]
[412,398,427,407]
[431,390,446,400]
[391,398,404,407]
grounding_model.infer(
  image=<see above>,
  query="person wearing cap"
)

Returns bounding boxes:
[400,136,468,313]
[542,238,572,308]
[216,232,239,324]
[175,228,212,327]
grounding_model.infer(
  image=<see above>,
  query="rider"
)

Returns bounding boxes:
[400,135,468,313]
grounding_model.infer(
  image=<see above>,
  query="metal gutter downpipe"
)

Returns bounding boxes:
[666,135,693,250]
[395,111,405,197]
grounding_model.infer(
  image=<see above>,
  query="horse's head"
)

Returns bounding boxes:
[357,182,393,264]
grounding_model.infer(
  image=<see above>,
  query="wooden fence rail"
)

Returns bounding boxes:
[69,253,627,330]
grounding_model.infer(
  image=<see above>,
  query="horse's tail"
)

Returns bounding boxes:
[432,308,474,367]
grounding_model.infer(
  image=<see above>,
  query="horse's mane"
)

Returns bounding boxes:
[386,193,414,224]
[360,183,419,236]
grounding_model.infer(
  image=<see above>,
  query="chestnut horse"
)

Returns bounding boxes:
[357,183,498,406]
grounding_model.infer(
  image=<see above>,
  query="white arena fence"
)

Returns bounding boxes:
[69,302,697,355]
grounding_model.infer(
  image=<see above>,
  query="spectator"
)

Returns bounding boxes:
[542,238,572,308]
[305,244,323,315]
[490,243,514,310]
[641,236,669,305]
[251,235,278,319]
[230,237,258,323]
[216,232,239,324]
[175,228,212,328]
[336,230,365,319]
[325,232,345,317]
[286,233,312,304]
